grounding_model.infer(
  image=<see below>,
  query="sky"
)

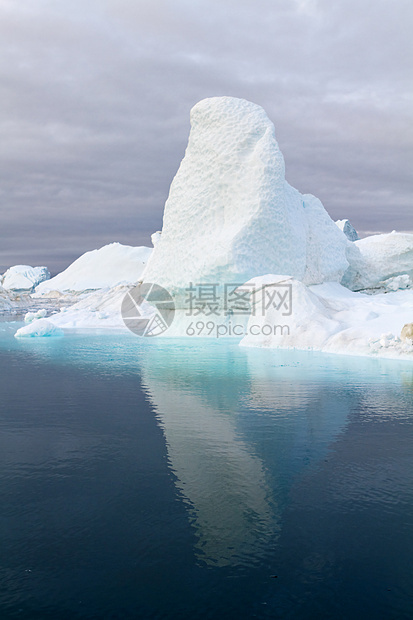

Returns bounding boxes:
[1,0,412,273]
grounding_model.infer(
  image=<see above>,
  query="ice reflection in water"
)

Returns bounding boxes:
[4,327,412,574]
[138,342,275,566]
[137,342,351,567]
[2,327,413,618]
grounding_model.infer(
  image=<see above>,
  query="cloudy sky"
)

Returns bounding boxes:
[1,0,412,272]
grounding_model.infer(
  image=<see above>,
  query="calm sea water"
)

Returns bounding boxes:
[0,321,412,619]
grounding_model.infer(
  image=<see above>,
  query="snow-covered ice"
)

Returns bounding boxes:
[35,243,152,295]
[2,265,50,291]
[36,285,132,330]
[21,275,413,359]
[238,276,413,360]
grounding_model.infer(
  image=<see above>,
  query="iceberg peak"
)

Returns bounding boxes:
[142,96,350,303]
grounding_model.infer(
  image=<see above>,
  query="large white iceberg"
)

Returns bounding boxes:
[142,96,350,303]
[2,265,50,291]
[35,243,152,294]
[13,97,413,361]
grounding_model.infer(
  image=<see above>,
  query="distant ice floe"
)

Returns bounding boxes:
[0,284,15,312]
[0,282,50,314]
[1,265,50,292]
[10,96,413,360]
[15,318,63,338]
[24,309,47,323]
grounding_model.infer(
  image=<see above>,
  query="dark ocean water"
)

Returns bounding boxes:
[0,321,412,619]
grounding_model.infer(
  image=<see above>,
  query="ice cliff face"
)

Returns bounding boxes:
[142,96,349,302]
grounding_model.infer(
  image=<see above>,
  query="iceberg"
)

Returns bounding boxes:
[335,219,359,241]
[2,265,50,291]
[142,96,350,304]
[343,232,413,291]
[24,309,48,323]
[13,96,412,360]
[15,318,63,338]
[35,242,152,295]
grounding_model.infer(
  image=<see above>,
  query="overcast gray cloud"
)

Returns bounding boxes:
[1,0,412,272]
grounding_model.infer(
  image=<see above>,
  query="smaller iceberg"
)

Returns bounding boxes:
[15,319,63,338]
[24,309,48,323]
[1,265,50,292]
[335,219,359,241]
[343,232,413,292]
